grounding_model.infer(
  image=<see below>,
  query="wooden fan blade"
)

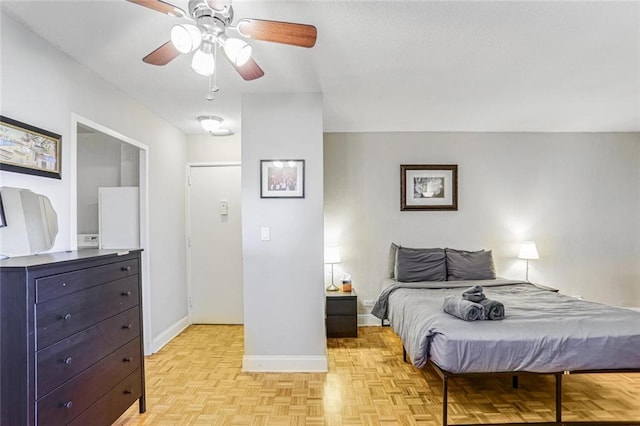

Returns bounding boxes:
[143,41,181,65]
[126,0,186,17]
[229,57,265,81]
[237,19,317,48]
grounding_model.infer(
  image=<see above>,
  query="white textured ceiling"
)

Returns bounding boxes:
[2,0,639,135]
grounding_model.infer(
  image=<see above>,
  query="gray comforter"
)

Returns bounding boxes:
[372,279,640,373]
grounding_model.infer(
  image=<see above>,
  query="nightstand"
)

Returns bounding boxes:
[325,289,357,338]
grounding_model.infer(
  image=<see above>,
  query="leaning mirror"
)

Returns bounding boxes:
[0,187,58,258]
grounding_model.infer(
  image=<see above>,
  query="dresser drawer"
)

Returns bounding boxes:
[68,368,142,426]
[36,338,141,425]
[36,276,139,350]
[36,258,139,303]
[36,307,140,399]
[326,297,356,316]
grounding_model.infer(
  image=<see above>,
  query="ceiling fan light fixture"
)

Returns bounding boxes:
[171,23,202,54]
[220,36,252,66]
[191,43,215,76]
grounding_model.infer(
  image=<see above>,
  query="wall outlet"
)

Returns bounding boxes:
[362,299,375,307]
[78,234,99,248]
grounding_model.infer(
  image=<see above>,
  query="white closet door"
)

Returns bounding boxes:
[188,165,243,324]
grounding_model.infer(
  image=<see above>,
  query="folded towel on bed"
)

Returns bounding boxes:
[443,296,486,321]
[462,285,486,302]
[478,298,505,320]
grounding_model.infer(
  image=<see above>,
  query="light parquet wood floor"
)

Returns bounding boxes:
[115,326,640,425]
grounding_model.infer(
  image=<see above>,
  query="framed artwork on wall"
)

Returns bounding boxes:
[401,164,458,211]
[260,159,305,198]
[0,116,62,179]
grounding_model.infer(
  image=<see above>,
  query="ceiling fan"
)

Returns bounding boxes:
[127,0,317,82]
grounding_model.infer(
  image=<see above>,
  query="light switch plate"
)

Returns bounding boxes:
[220,200,228,215]
[261,227,270,241]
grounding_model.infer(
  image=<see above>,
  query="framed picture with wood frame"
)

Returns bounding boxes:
[0,115,62,179]
[401,164,458,211]
[260,159,305,198]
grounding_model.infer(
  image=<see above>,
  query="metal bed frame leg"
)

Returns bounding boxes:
[442,375,449,426]
[403,346,407,363]
[556,373,562,424]
[512,375,519,389]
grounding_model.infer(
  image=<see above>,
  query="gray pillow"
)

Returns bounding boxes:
[445,248,496,280]
[396,247,446,282]
[387,242,400,279]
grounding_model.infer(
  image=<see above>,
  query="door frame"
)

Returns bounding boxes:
[70,113,152,355]
[185,162,242,324]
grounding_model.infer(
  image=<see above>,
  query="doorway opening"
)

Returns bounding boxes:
[70,114,152,355]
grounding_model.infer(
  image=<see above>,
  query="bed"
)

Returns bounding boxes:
[371,245,640,426]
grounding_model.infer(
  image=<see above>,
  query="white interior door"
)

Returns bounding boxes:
[188,165,243,324]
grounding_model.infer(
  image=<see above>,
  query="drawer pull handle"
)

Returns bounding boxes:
[124,389,133,395]
[64,357,72,365]
[122,291,132,297]
[62,313,72,320]
[123,357,133,363]
[62,401,73,409]
[61,282,67,287]
[123,324,132,329]
[121,266,132,272]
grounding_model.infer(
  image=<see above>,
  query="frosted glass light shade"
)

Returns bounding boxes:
[191,43,215,76]
[223,37,252,66]
[198,115,222,132]
[171,24,201,53]
[324,246,341,264]
[518,242,539,260]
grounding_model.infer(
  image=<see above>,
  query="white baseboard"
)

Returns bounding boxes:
[358,313,382,326]
[242,355,328,372]
[150,314,190,354]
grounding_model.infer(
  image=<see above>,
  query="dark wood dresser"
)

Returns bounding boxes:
[325,289,358,338]
[0,249,146,425]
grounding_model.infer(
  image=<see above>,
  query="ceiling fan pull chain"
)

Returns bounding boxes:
[212,42,219,93]
[206,74,214,101]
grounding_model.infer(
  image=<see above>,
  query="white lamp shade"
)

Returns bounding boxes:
[191,43,215,76]
[199,115,222,132]
[324,246,341,264]
[518,242,539,260]
[171,24,201,54]
[223,37,252,66]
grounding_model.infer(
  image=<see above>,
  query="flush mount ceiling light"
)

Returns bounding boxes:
[128,0,317,96]
[198,115,233,136]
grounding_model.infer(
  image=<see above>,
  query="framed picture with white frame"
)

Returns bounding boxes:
[260,159,305,198]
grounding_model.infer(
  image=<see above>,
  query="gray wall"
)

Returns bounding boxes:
[324,132,640,310]
[241,93,326,371]
[1,12,188,351]
[187,133,241,163]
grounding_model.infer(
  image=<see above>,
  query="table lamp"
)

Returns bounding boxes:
[518,241,539,282]
[324,246,341,291]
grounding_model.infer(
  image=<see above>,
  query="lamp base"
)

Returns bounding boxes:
[326,283,340,292]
